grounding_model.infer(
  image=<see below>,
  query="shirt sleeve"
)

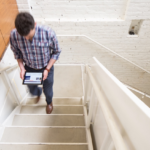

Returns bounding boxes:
[49,29,61,60]
[10,31,23,60]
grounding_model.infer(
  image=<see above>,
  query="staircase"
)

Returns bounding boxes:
[1,58,149,150]
[0,98,89,150]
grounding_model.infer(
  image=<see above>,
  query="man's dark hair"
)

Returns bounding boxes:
[15,12,35,36]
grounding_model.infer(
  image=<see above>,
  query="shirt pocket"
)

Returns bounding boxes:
[37,41,49,47]
[35,41,49,53]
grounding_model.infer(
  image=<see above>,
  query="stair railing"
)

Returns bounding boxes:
[0,64,22,105]
[84,64,128,150]
[57,34,150,74]
[84,57,150,150]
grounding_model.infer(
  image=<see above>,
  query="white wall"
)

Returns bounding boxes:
[14,0,150,72]
[32,0,150,96]
[38,19,150,72]
[9,0,150,95]
[54,36,150,95]
[16,0,30,12]
[28,0,150,73]
[30,0,128,20]
[126,0,150,20]
[4,27,150,95]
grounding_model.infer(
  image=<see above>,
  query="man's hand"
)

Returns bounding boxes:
[43,69,49,81]
[20,69,26,80]
[17,59,26,80]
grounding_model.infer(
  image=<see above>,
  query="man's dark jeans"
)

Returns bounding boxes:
[25,65,54,105]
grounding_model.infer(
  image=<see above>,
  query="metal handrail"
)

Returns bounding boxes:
[0,64,20,105]
[57,35,150,74]
[124,83,150,98]
[86,65,128,150]
[0,64,18,73]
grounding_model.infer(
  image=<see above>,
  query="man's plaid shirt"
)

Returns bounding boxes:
[10,24,61,69]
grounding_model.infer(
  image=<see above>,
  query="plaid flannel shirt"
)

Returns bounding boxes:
[10,24,61,69]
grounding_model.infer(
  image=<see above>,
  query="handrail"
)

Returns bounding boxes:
[86,65,128,150]
[0,64,18,73]
[124,83,150,99]
[0,63,20,105]
[57,34,150,74]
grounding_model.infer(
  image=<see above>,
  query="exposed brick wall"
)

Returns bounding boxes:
[126,0,150,19]
[39,20,150,72]
[30,0,127,20]
[16,0,30,12]
[9,0,150,95]
[56,36,150,95]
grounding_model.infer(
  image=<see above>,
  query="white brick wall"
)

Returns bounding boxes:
[126,0,150,19]
[16,0,30,12]
[15,0,150,73]
[30,0,127,20]
[55,36,150,95]
[39,20,150,73]
[13,0,150,95]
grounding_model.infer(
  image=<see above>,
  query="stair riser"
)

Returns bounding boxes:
[26,98,83,105]
[20,106,84,114]
[0,144,88,150]
[12,115,85,126]
[1,127,87,143]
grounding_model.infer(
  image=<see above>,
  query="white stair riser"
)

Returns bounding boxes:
[12,115,85,126]
[0,144,88,150]
[1,127,87,143]
[20,106,84,114]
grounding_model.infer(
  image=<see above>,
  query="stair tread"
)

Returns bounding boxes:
[0,144,88,150]
[1,127,87,143]
[26,98,83,105]
[20,106,84,114]
[12,115,85,126]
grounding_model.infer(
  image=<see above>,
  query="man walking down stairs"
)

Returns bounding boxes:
[10,12,61,114]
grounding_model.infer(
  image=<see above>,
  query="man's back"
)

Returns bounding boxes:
[10,24,61,69]
[10,12,61,114]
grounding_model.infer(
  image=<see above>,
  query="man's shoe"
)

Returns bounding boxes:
[36,87,43,103]
[46,102,53,114]
[36,96,41,103]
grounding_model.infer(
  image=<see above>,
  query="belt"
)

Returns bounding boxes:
[25,64,46,71]
[33,67,46,70]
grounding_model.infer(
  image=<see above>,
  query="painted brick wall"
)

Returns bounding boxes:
[30,0,127,20]
[37,20,150,73]
[126,0,150,19]
[11,0,150,94]
[56,36,150,95]
[16,0,30,12]
[16,0,150,72]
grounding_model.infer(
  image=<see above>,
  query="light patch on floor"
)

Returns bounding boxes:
[53,65,83,97]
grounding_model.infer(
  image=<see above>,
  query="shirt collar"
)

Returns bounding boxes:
[33,24,38,39]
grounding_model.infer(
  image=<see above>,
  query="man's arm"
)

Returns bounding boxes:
[10,31,25,80]
[46,59,56,70]
[43,29,61,80]
[17,59,26,80]
[43,59,56,80]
